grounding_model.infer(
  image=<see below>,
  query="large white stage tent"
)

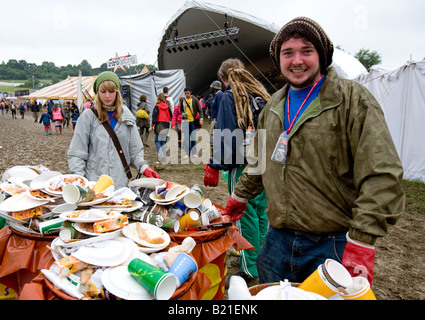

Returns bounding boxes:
[355,61,425,183]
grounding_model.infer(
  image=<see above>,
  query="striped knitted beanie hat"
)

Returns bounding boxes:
[270,17,334,74]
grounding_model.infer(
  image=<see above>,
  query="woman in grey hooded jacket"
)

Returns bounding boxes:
[67,71,159,189]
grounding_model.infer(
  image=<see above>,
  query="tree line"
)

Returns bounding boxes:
[0,59,157,89]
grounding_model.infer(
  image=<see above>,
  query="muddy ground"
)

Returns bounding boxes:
[0,112,424,300]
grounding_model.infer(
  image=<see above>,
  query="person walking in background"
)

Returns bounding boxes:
[0,101,4,115]
[19,102,26,119]
[171,97,183,149]
[46,99,54,118]
[204,58,270,283]
[31,100,40,122]
[223,17,405,285]
[181,87,203,158]
[151,92,172,163]
[63,101,71,128]
[67,71,159,189]
[71,105,80,132]
[10,101,17,119]
[52,103,64,134]
[163,86,174,114]
[136,94,150,147]
[39,108,53,135]
[209,80,223,155]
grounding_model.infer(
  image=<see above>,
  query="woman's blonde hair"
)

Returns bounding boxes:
[156,92,167,104]
[218,58,270,129]
[94,80,123,123]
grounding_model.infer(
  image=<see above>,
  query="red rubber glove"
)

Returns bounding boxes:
[223,194,248,221]
[204,164,219,187]
[143,167,160,179]
[342,235,376,285]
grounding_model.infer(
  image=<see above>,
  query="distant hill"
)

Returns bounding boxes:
[0,59,157,89]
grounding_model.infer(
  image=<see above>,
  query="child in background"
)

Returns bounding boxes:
[71,107,80,132]
[52,103,64,134]
[39,108,53,135]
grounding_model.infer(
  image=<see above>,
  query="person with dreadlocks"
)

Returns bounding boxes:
[221,17,405,286]
[204,58,270,283]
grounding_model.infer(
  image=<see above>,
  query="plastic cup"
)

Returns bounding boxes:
[228,275,252,300]
[168,253,198,288]
[128,258,177,300]
[150,204,170,218]
[298,259,353,298]
[161,217,180,233]
[201,198,212,212]
[62,184,95,204]
[339,276,376,300]
[38,217,64,235]
[203,205,221,222]
[179,209,200,231]
[93,174,114,194]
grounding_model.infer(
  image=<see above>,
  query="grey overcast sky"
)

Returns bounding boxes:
[2,0,423,69]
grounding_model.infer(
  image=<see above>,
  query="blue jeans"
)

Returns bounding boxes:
[182,121,196,156]
[154,128,169,159]
[257,227,347,284]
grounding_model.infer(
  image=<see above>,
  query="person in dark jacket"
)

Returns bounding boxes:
[31,100,40,122]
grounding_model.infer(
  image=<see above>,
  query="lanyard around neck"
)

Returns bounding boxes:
[108,111,115,123]
[286,75,323,133]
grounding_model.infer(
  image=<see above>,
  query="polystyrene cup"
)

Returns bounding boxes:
[298,259,353,298]
[62,184,95,204]
[339,276,376,300]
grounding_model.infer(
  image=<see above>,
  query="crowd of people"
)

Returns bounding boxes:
[0,98,81,134]
[2,16,406,290]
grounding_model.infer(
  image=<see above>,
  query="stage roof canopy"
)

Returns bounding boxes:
[157,1,367,95]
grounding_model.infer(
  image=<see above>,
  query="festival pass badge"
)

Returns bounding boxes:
[271,131,289,164]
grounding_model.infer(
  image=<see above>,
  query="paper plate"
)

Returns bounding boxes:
[73,237,134,267]
[26,188,59,202]
[91,200,138,210]
[58,229,122,248]
[45,174,89,195]
[0,193,49,212]
[0,182,28,196]
[101,265,154,300]
[73,222,123,237]
[29,171,62,191]
[50,237,69,260]
[149,187,189,205]
[254,285,327,300]
[106,201,143,213]
[59,209,115,223]
[122,222,170,249]
[1,165,40,181]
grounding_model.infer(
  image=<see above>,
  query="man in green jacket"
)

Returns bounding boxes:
[223,17,405,285]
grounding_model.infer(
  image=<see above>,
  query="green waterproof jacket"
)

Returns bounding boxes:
[234,67,405,245]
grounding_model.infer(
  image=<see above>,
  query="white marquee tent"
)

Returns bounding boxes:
[355,60,425,183]
[119,69,186,115]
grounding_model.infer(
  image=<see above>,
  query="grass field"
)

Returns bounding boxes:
[1,79,52,95]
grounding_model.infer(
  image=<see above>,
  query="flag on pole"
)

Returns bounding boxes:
[77,70,83,111]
